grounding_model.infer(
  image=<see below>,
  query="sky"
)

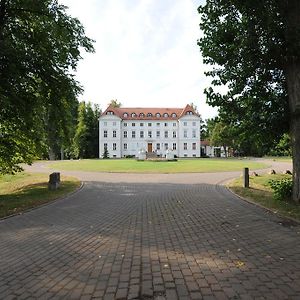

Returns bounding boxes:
[59,0,218,119]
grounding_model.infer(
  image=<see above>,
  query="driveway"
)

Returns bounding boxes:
[1,159,298,299]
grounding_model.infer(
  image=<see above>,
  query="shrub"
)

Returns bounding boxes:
[269,178,293,201]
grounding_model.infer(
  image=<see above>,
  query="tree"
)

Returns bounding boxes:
[108,99,122,108]
[198,0,300,202]
[102,144,109,159]
[73,101,100,158]
[0,0,94,174]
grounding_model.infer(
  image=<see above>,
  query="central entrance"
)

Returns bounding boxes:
[147,143,153,152]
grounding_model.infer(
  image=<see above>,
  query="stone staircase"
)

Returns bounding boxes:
[146,151,157,159]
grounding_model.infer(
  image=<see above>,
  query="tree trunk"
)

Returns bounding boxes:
[284,0,300,203]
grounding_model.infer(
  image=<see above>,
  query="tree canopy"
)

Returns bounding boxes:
[198,0,300,202]
[0,0,94,173]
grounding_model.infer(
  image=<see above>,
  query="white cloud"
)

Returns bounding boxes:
[59,0,218,118]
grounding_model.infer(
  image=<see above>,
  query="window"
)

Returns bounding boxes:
[148,123,152,127]
[173,131,176,138]
[140,123,144,127]
[186,111,193,115]
[164,131,168,138]
[192,143,196,150]
[164,143,168,150]
[106,111,114,115]
[164,123,168,127]
[184,154,188,157]
[171,113,177,118]
[192,121,196,126]
[184,130,188,138]
[140,131,144,138]
[113,130,116,138]
[132,123,136,127]
[156,123,160,126]
[104,122,107,126]
[156,113,161,118]
[184,143,187,150]
[173,143,177,150]
[156,143,160,150]
[123,131,127,138]
[104,130,108,138]
[193,154,196,157]
[156,131,160,138]
[132,131,136,138]
[113,121,116,126]
[123,123,127,127]
[183,121,187,126]
[147,113,153,117]
[123,113,128,118]
[139,113,145,117]
[113,143,117,150]
[163,113,169,118]
[148,131,152,138]
[104,143,107,148]
[131,113,136,117]
[124,143,127,150]
[192,130,196,138]
[173,123,177,127]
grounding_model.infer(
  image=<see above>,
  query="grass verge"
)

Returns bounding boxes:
[264,156,292,162]
[0,172,80,218]
[228,174,300,222]
[48,158,268,173]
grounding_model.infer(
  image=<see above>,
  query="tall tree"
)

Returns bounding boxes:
[0,0,94,173]
[198,0,300,202]
[73,101,100,159]
[109,99,122,108]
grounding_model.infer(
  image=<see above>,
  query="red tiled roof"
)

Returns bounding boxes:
[101,104,199,120]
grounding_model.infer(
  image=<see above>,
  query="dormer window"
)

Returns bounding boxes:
[163,113,169,118]
[156,113,161,118]
[139,113,145,117]
[171,113,177,118]
[123,113,128,118]
[106,111,114,115]
[147,113,153,117]
[131,112,136,117]
[186,111,193,115]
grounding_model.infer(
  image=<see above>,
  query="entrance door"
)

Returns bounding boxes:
[147,143,152,152]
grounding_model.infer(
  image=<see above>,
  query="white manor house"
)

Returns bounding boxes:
[99,104,201,158]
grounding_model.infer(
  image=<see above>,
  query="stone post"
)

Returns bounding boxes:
[243,167,249,188]
[48,172,60,190]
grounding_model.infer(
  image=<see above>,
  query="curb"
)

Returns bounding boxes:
[0,181,84,222]
[225,183,300,226]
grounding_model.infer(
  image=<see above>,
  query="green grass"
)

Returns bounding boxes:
[0,172,80,218]
[229,174,300,221]
[48,158,268,173]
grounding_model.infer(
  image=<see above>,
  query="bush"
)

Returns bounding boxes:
[269,178,293,201]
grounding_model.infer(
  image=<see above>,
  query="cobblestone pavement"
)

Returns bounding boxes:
[1,182,300,299]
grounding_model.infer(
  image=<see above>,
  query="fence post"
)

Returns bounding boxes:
[243,167,249,188]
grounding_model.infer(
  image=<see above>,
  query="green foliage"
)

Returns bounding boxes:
[198,0,291,153]
[269,178,293,201]
[0,0,94,173]
[102,145,110,159]
[268,133,292,157]
[73,101,100,158]
[109,99,122,108]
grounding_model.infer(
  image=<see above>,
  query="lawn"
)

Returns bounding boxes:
[229,174,300,221]
[48,158,268,173]
[0,172,80,218]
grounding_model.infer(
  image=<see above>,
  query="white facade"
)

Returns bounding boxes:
[99,105,201,158]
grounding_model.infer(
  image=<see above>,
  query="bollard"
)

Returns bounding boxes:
[243,168,249,188]
[48,172,60,190]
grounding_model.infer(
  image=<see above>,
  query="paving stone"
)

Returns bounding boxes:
[0,182,299,299]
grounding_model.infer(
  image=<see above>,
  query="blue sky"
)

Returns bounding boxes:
[59,0,218,119]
